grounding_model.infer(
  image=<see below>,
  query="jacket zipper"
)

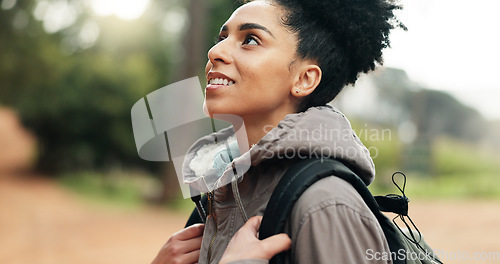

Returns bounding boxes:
[207,191,217,263]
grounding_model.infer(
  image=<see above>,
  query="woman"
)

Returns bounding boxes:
[153,0,403,263]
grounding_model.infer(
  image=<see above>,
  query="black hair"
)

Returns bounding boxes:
[246,0,406,112]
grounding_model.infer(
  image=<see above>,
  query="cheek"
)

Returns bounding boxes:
[240,59,290,87]
[258,62,293,92]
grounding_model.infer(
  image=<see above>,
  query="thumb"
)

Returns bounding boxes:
[260,233,292,258]
[242,215,263,236]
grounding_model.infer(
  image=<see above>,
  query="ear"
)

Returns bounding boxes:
[291,63,322,98]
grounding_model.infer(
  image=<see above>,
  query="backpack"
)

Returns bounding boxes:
[185,158,442,264]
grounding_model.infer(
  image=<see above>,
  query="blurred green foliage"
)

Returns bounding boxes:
[0,0,235,174]
[59,169,160,207]
[347,68,500,199]
[58,169,199,211]
[350,121,403,176]
[363,128,500,199]
[433,137,500,176]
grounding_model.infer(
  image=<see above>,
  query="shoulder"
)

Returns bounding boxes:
[286,176,391,263]
[291,176,377,228]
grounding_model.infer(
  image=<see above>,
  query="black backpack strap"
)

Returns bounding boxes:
[259,158,406,264]
[185,194,208,228]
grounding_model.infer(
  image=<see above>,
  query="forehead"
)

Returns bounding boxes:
[223,1,284,31]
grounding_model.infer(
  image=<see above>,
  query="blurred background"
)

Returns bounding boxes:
[0,0,498,263]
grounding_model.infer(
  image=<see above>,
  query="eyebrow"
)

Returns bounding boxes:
[220,23,275,38]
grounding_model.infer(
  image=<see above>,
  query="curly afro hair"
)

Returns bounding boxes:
[245,0,406,112]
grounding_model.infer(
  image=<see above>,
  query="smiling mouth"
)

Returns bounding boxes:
[208,77,235,86]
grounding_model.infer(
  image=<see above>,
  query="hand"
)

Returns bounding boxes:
[151,223,204,264]
[220,216,291,264]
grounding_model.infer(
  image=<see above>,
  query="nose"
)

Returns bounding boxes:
[207,39,233,65]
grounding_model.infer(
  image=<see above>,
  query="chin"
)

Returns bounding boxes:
[203,101,230,119]
[203,101,246,122]
[203,102,212,118]
[204,99,228,114]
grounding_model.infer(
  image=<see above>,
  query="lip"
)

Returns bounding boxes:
[206,72,235,91]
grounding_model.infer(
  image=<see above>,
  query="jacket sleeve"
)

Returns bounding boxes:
[287,176,392,264]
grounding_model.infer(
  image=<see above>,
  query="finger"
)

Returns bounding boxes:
[261,234,292,258]
[178,249,201,264]
[241,215,263,235]
[178,235,203,253]
[174,224,205,241]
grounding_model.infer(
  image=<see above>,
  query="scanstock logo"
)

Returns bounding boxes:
[131,77,249,198]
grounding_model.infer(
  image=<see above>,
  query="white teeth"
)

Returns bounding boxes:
[209,78,235,86]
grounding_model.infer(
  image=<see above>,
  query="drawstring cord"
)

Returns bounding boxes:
[223,140,248,222]
[389,172,444,264]
[390,172,422,244]
[231,163,249,222]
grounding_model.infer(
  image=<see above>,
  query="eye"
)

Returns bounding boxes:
[214,34,226,44]
[243,35,259,45]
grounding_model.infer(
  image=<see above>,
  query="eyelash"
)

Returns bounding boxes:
[243,35,259,45]
[213,34,260,46]
[213,35,225,44]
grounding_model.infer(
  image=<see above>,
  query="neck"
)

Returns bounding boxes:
[242,106,296,147]
[213,110,293,152]
[212,114,250,154]
[213,103,297,153]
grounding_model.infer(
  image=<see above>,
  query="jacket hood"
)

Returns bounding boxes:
[182,106,375,193]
